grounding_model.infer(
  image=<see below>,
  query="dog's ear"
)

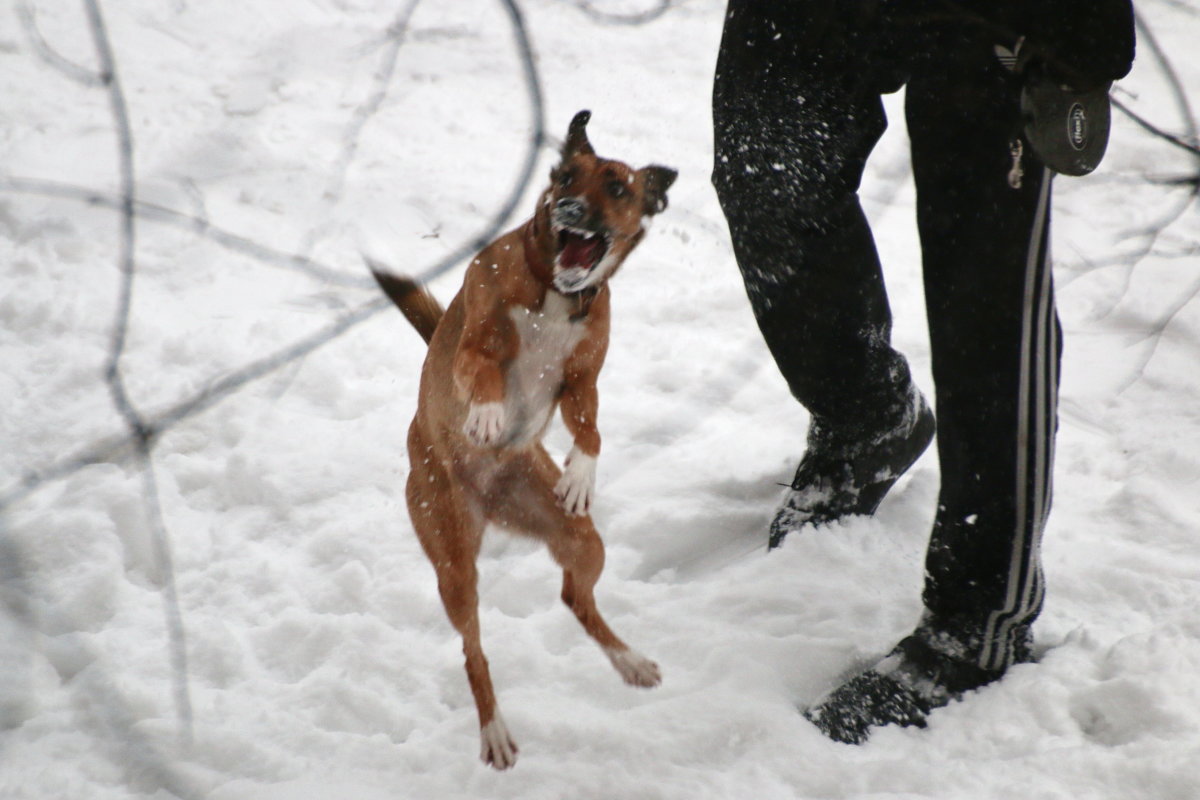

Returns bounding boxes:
[563,110,595,159]
[638,165,677,216]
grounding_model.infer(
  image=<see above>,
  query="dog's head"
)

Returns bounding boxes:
[539,110,676,295]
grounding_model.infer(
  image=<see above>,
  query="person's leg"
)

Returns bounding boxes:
[805,18,1059,743]
[712,1,932,546]
[912,38,1058,677]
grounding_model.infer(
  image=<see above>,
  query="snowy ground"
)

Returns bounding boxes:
[2,1,1199,798]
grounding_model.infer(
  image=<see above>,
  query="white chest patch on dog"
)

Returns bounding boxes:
[502,292,586,446]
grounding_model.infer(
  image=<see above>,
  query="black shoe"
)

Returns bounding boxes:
[803,623,1032,745]
[769,390,935,548]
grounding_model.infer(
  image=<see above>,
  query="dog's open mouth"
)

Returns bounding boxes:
[552,226,611,294]
[556,227,610,273]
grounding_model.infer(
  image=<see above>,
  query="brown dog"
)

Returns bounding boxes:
[371,111,676,769]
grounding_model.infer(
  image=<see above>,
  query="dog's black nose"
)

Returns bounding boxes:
[554,197,586,227]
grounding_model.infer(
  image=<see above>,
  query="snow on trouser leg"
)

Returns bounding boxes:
[803,620,1032,744]
[768,387,935,548]
[712,0,930,550]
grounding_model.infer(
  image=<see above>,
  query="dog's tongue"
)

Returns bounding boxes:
[560,233,604,271]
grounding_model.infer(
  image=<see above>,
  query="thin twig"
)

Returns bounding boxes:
[1091,10,1200,324]
[1114,97,1200,161]
[1116,268,1200,394]
[566,0,674,26]
[0,519,203,799]
[17,0,104,87]
[83,0,194,748]
[0,175,376,288]
[300,0,423,256]
[0,296,390,512]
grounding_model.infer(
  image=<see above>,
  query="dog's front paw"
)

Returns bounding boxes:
[555,448,596,516]
[463,402,505,447]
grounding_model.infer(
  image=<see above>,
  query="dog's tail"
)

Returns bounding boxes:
[367,260,443,345]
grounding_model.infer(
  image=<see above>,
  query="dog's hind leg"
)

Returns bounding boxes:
[487,449,661,689]
[555,529,662,689]
[407,431,518,769]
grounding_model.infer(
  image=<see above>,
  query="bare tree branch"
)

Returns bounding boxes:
[0,174,377,288]
[300,0,423,256]
[16,0,104,87]
[1116,269,1200,394]
[1089,11,1200,329]
[565,0,675,26]
[83,0,194,750]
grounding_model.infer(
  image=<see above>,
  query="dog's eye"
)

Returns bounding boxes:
[607,180,627,199]
[558,170,574,189]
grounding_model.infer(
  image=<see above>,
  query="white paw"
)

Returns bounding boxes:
[480,714,518,770]
[606,647,661,689]
[463,402,505,447]
[555,448,596,516]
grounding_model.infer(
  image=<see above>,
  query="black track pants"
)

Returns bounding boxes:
[712,1,1058,669]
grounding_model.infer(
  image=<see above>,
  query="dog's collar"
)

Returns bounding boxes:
[565,286,599,321]
[523,220,555,285]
